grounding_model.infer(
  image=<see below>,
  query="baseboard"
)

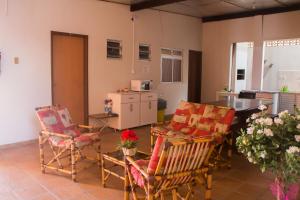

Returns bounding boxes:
[0,139,38,150]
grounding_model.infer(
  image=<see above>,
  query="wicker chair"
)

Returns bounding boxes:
[35,105,101,182]
[125,136,214,200]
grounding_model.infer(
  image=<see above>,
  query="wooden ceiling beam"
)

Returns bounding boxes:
[202,3,300,22]
[130,0,186,11]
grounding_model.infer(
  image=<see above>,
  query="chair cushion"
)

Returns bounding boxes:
[130,160,149,187]
[147,136,166,175]
[36,109,64,133]
[49,132,100,148]
[57,107,75,129]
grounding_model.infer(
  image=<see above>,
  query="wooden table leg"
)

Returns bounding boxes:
[101,154,106,187]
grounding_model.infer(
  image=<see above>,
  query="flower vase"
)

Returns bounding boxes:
[270,178,299,200]
[122,147,137,156]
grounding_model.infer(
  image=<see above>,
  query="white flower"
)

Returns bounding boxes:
[258,104,267,111]
[274,118,283,125]
[297,124,300,129]
[264,128,273,137]
[246,118,250,123]
[278,110,289,118]
[260,151,266,158]
[251,113,259,120]
[248,157,253,163]
[295,135,300,142]
[264,118,273,126]
[255,118,264,125]
[247,152,251,157]
[257,129,263,134]
[247,127,254,135]
[286,146,300,154]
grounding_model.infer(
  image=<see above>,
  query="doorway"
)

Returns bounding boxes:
[188,50,202,103]
[51,31,88,124]
[229,42,254,93]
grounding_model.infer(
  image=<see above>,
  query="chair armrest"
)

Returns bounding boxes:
[126,156,149,180]
[151,120,171,127]
[40,130,73,139]
[78,124,94,129]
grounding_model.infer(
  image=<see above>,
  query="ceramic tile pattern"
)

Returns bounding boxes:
[0,126,281,200]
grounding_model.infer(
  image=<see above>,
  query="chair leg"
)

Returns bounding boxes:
[71,144,77,182]
[96,142,101,168]
[205,170,212,200]
[38,134,45,173]
[172,189,178,200]
[101,154,106,187]
[148,183,154,200]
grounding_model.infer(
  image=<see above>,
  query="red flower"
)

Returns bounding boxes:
[121,130,138,142]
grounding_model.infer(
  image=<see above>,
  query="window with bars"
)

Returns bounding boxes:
[107,40,122,58]
[139,44,150,60]
[161,48,183,83]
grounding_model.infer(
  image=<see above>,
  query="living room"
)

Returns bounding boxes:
[0,0,300,200]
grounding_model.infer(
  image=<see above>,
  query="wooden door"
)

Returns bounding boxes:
[51,31,88,124]
[188,50,202,103]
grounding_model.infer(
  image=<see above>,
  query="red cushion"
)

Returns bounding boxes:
[147,136,165,175]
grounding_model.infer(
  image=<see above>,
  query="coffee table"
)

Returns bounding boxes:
[101,150,149,187]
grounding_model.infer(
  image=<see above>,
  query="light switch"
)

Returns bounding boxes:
[14,57,19,64]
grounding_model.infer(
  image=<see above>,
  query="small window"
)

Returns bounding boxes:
[237,69,245,80]
[161,48,183,83]
[139,44,150,60]
[107,40,122,58]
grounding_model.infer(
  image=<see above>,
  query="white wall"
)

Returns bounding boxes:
[234,42,253,93]
[263,44,300,91]
[202,11,300,102]
[0,0,202,145]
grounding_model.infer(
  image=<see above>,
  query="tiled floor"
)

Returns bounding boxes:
[0,126,278,200]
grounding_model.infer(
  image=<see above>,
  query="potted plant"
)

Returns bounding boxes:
[120,130,138,156]
[236,106,300,200]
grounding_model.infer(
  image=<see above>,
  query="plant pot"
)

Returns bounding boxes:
[122,147,137,156]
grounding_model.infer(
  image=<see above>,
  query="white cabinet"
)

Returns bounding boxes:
[120,102,140,129]
[140,93,157,126]
[107,92,157,130]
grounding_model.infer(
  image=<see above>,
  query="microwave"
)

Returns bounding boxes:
[131,80,153,91]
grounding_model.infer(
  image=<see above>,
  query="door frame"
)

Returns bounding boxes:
[51,31,89,124]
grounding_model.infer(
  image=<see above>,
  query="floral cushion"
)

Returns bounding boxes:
[36,108,64,133]
[153,101,235,141]
[57,107,75,129]
[130,160,149,187]
[49,132,100,147]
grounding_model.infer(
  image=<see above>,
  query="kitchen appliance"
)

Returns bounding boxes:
[131,80,153,91]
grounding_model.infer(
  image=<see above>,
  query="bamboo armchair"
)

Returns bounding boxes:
[35,105,101,182]
[125,136,214,200]
[150,101,235,169]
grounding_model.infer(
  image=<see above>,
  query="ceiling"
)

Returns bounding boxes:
[102,0,300,19]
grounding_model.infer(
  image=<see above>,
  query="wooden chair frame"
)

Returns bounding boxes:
[125,138,215,200]
[150,123,233,169]
[36,106,101,182]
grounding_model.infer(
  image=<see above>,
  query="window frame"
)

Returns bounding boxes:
[160,48,183,83]
[139,43,151,61]
[107,39,122,59]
